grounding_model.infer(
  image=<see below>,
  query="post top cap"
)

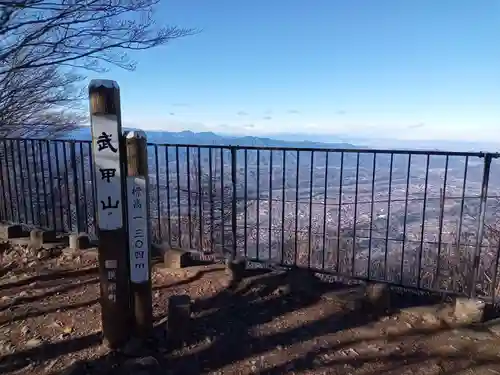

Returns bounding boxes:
[89,79,119,90]
[126,130,147,139]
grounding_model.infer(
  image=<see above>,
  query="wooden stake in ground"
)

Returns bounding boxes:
[125,130,153,338]
[89,79,132,349]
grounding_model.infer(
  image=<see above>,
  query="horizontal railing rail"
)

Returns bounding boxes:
[1,137,500,302]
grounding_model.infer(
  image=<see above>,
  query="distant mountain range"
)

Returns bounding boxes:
[67,127,500,153]
[69,127,359,150]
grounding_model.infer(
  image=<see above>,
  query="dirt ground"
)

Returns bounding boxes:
[2,241,500,375]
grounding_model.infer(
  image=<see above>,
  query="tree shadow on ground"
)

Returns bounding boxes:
[160,268,453,374]
[4,267,500,375]
[0,266,98,291]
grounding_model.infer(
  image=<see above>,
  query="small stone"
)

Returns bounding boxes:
[422,313,441,327]
[20,326,30,336]
[0,340,14,354]
[49,321,62,329]
[0,296,11,303]
[164,248,191,269]
[19,291,28,298]
[25,338,42,348]
[454,298,485,325]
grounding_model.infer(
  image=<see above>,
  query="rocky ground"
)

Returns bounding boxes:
[1,239,500,374]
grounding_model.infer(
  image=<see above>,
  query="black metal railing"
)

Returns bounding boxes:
[1,137,500,301]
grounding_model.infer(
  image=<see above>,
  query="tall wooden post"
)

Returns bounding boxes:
[89,80,132,349]
[126,131,153,338]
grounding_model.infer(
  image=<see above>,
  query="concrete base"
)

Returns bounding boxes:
[453,297,485,325]
[225,257,246,284]
[164,248,191,269]
[167,294,191,348]
[30,229,57,248]
[0,224,23,239]
[69,233,91,250]
[363,282,391,315]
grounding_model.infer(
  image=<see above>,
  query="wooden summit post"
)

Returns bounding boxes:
[89,80,132,349]
[125,131,153,339]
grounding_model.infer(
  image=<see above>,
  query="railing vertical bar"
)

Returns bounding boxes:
[165,146,172,247]
[336,152,344,273]
[46,141,56,230]
[352,153,360,276]
[0,140,7,221]
[322,151,329,270]
[40,140,49,228]
[281,149,286,263]
[79,142,89,233]
[401,154,412,284]
[186,146,192,248]
[294,150,300,266]
[62,142,72,232]
[268,150,273,260]
[32,140,41,227]
[368,153,376,279]
[435,155,449,290]
[231,147,237,260]
[244,149,248,257]
[2,140,10,222]
[55,141,64,231]
[308,151,314,268]
[155,144,162,243]
[16,139,28,225]
[3,141,13,223]
[70,142,80,233]
[209,148,214,253]
[384,153,394,281]
[24,140,34,225]
[256,149,260,260]
[417,155,430,288]
[220,148,225,254]
[456,156,469,261]
[471,154,492,298]
[197,147,203,250]
[175,146,181,246]
[10,140,20,224]
[87,142,96,237]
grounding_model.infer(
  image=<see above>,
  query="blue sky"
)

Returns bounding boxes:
[92,0,500,142]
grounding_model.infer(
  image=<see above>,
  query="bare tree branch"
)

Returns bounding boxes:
[0,0,199,74]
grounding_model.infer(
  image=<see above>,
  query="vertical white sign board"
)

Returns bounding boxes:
[91,115,123,230]
[127,176,149,283]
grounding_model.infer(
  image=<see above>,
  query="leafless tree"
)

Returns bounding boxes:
[0,0,197,74]
[0,53,85,138]
[0,0,197,135]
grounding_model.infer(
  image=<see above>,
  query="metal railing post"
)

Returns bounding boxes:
[70,142,81,233]
[231,146,237,260]
[470,153,492,298]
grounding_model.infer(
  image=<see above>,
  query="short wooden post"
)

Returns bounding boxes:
[126,131,153,338]
[89,79,132,349]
